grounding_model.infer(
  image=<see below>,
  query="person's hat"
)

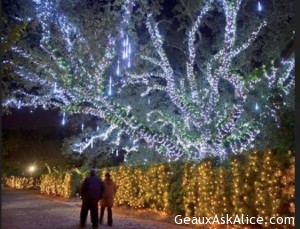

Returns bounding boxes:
[90,168,96,175]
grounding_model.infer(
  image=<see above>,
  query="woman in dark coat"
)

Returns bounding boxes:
[99,173,117,226]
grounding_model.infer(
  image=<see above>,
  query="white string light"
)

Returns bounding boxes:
[62,112,66,125]
[108,76,112,96]
[257,1,263,12]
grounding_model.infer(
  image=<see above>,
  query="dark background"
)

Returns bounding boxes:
[2,108,61,129]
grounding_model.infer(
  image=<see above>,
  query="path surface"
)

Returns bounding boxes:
[2,188,192,229]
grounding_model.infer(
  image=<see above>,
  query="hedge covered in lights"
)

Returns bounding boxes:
[39,170,82,198]
[4,170,83,198]
[5,150,293,227]
[101,150,294,228]
[179,151,295,228]
[3,176,40,190]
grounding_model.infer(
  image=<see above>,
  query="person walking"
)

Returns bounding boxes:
[99,172,117,226]
[80,168,104,228]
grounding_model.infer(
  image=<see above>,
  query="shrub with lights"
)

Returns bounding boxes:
[39,170,82,198]
[99,150,294,228]
[4,176,39,190]
[5,150,293,227]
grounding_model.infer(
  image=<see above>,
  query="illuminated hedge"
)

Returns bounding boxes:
[101,150,294,228]
[100,163,172,211]
[4,150,294,228]
[4,176,39,189]
[40,170,82,198]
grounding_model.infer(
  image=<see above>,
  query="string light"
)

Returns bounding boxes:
[127,55,131,68]
[62,112,66,125]
[257,1,263,12]
[116,60,120,75]
[108,76,112,96]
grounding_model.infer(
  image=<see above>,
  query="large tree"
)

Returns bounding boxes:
[2,0,294,162]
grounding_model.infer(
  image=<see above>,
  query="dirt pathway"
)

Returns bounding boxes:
[2,188,192,229]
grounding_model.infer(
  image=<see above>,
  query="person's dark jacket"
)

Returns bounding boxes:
[81,175,104,201]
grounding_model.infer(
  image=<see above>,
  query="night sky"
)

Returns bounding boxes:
[2,108,61,129]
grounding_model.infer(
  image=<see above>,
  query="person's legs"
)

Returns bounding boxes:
[99,206,105,224]
[80,200,88,226]
[90,200,99,227]
[107,207,113,226]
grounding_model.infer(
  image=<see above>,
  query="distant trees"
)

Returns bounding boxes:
[2,128,78,176]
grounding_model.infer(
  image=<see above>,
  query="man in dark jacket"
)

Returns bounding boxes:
[80,168,104,228]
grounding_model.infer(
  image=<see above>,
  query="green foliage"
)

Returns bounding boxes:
[64,170,82,198]
[167,162,185,215]
[0,16,28,58]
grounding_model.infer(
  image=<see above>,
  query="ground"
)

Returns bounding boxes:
[2,188,196,229]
